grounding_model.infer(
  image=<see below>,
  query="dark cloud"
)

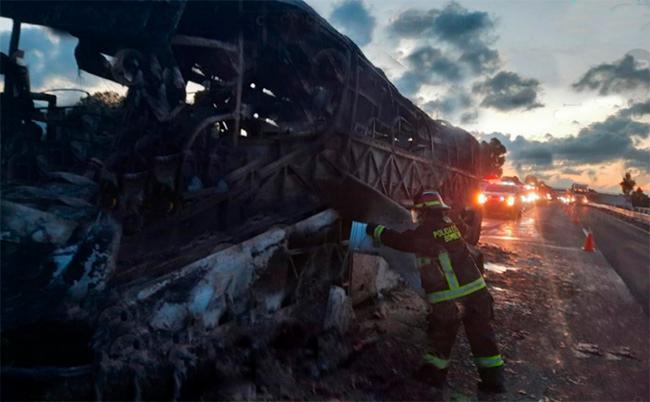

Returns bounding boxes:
[329,0,376,47]
[389,2,494,46]
[472,71,544,111]
[430,2,494,47]
[560,167,584,175]
[619,99,650,117]
[573,54,650,95]
[388,9,437,38]
[509,138,553,166]
[460,110,479,124]
[0,26,78,89]
[389,1,500,87]
[396,46,464,95]
[396,71,426,98]
[476,100,650,173]
[559,111,650,168]
[421,86,473,115]
[459,44,500,75]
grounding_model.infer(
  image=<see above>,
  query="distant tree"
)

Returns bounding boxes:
[630,187,650,208]
[480,138,507,177]
[619,172,636,196]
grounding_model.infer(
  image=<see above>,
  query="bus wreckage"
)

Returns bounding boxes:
[1,1,488,399]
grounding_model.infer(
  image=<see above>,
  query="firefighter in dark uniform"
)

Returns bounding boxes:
[366,190,505,393]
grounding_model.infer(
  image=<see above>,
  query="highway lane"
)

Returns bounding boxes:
[482,202,649,314]
[478,203,649,401]
[575,204,650,314]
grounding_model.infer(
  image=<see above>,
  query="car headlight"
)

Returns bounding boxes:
[478,193,487,204]
[507,196,515,206]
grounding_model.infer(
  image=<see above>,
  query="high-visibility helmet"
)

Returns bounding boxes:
[413,190,450,210]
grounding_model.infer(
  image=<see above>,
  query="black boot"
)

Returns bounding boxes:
[413,364,448,388]
[477,367,506,393]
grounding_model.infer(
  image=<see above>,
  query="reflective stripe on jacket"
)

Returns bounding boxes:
[374,217,484,303]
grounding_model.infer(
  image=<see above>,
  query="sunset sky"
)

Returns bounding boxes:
[1,0,649,192]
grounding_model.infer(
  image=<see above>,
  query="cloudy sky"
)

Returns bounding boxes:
[1,0,649,192]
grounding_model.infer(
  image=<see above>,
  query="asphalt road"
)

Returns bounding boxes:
[575,204,650,314]
[483,202,649,314]
[479,203,649,401]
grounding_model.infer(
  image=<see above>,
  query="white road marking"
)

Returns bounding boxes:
[480,235,585,252]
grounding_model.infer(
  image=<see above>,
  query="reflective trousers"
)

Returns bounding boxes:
[423,288,502,373]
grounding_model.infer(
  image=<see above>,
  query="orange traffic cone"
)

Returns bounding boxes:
[583,231,595,252]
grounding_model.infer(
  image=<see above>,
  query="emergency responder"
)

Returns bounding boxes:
[365,190,505,393]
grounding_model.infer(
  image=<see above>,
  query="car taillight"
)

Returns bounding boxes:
[478,193,487,204]
[506,196,515,206]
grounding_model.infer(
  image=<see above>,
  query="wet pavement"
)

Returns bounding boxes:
[477,203,649,401]
[575,205,650,314]
[483,202,649,313]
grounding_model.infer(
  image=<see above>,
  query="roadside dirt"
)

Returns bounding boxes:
[241,239,649,401]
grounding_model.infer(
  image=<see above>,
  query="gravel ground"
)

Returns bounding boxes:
[255,232,648,401]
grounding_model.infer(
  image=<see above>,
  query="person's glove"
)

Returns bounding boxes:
[365,223,386,246]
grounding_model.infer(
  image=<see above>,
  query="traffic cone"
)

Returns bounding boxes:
[583,231,595,252]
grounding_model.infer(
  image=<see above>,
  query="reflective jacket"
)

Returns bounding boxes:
[371,216,486,303]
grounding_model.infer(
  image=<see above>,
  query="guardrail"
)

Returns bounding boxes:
[634,207,650,215]
[587,202,650,225]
